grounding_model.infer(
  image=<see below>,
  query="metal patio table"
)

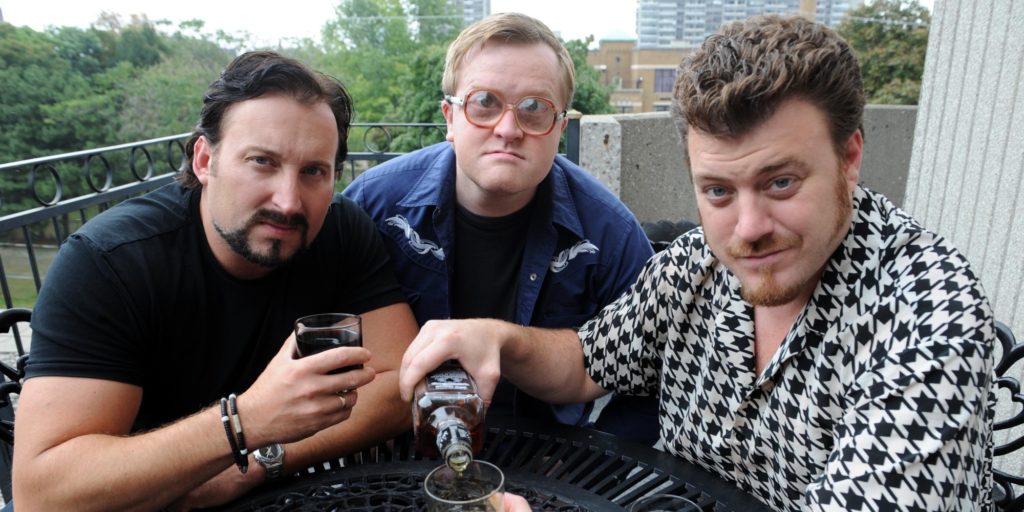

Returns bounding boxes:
[211,416,772,511]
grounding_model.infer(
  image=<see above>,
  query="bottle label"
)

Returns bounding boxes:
[426,368,473,391]
[436,423,472,451]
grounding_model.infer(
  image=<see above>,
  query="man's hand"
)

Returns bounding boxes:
[237,332,375,449]
[503,492,531,511]
[398,319,511,406]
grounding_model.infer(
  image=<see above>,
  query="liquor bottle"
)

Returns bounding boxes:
[413,361,485,474]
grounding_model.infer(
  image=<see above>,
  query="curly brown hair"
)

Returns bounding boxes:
[671,15,864,160]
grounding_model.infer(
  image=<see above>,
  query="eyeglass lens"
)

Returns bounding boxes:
[464,90,557,134]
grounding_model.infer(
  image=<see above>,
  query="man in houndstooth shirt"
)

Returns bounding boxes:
[399,14,994,511]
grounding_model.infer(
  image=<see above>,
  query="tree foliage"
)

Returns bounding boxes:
[564,37,615,115]
[1,1,614,170]
[837,0,931,105]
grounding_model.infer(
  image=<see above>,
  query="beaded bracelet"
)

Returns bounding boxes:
[228,393,249,473]
[220,396,248,474]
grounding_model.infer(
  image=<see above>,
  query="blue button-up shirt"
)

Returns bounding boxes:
[343,142,653,424]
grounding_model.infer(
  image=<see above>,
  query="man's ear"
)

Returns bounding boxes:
[842,129,864,190]
[193,136,214,186]
[441,100,455,142]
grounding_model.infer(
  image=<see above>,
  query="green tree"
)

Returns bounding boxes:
[385,44,448,153]
[837,0,930,105]
[563,37,614,115]
[118,34,232,142]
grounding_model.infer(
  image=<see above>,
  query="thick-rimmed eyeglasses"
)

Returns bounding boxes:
[445,89,567,136]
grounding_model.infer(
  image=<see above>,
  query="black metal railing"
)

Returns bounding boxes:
[0,118,580,310]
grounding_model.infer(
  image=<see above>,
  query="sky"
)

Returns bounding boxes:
[0,0,640,47]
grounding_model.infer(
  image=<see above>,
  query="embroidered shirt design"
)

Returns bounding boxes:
[550,240,599,273]
[385,215,445,261]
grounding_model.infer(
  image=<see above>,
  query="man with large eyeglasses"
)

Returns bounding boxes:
[343,12,656,435]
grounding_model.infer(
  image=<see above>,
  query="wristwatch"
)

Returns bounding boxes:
[254,443,285,480]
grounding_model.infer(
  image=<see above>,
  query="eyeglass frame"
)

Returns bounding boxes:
[444,89,568,136]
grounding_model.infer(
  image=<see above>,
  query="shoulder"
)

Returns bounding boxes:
[346,143,452,190]
[75,182,194,253]
[859,188,975,278]
[854,188,991,325]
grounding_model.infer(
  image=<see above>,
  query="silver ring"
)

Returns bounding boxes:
[338,393,348,409]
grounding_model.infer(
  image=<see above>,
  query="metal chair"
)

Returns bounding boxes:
[994,320,1024,511]
[0,308,31,505]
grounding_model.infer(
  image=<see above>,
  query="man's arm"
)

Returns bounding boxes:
[399,318,607,407]
[13,336,374,512]
[168,302,419,510]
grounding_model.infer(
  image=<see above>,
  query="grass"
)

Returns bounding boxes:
[1,244,58,309]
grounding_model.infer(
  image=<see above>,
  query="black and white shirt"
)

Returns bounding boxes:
[580,186,994,511]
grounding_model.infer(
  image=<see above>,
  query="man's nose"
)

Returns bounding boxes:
[733,194,773,242]
[272,173,303,214]
[491,106,523,140]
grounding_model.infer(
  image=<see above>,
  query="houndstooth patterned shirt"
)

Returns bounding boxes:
[580,186,994,511]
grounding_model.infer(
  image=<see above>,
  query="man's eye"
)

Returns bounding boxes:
[301,167,326,177]
[471,92,500,109]
[519,98,548,114]
[253,156,270,166]
[771,177,793,189]
[705,186,728,198]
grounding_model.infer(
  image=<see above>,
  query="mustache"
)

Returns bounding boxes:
[248,209,308,229]
[728,233,800,258]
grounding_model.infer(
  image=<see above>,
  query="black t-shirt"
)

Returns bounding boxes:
[26,183,405,432]
[451,202,556,419]
[451,202,531,321]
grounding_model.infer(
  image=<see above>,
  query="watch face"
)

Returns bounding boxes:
[259,443,283,460]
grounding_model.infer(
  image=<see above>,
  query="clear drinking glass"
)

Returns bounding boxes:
[423,460,504,511]
[629,493,702,512]
[294,313,362,374]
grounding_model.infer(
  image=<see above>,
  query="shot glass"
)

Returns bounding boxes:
[294,313,362,374]
[629,493,702,511]
[423,460,504,511]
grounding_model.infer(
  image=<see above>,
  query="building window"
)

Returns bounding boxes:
[654,68,677,93]
[654,68,676,93]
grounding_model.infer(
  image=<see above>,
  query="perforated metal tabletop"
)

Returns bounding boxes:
[212,417,772,511]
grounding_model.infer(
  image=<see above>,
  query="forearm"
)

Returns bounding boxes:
[15,406,234,512]
[283,370,410,470]
[498,323,607,404]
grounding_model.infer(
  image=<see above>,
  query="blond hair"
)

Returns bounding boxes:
[442,12,575,109]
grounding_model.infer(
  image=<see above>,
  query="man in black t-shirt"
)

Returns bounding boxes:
[13,51,418,511]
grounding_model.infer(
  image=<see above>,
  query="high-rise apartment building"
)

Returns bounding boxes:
[452,0,490,25]
[637,0,863,48]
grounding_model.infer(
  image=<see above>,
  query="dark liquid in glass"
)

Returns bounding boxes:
[296,328,362,374]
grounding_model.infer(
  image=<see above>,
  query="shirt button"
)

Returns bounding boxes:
[529,273,538,281]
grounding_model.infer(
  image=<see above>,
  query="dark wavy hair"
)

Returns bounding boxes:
[671,15,865,160]
[178,51,353,188]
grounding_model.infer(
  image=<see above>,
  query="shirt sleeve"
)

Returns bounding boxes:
[579,244,681,397]
[26,235,147,384]
[600,216,656,304]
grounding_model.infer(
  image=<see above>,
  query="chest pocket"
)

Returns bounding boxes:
[534,256,602,328]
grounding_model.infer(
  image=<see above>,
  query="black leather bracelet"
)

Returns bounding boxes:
[228,393,249,473]
[220,396,247,474]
